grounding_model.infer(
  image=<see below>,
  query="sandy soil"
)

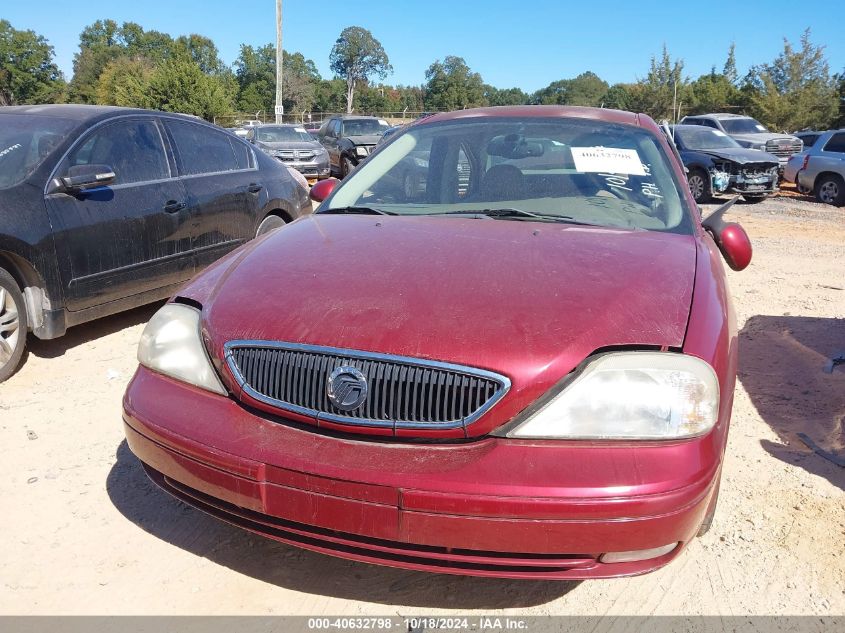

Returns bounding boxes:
[1,194,843,616]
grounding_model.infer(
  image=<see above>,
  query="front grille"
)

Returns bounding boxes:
[224,341,510,430]
[274,150,316,162]
[765,139,802,157]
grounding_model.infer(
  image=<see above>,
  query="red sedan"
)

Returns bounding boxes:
[123,106,751,579]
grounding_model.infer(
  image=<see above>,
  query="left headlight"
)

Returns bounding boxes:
[503,352,719,440]
[137,303,227,395]
[355,146,368,157]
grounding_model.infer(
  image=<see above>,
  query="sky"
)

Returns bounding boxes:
[4,0,843,93]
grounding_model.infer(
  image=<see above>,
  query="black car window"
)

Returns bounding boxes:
[822,132,845,153]
[65,119,169,185]
[165,119,242,175]
[231,139,253,169]
[0,114,77,189]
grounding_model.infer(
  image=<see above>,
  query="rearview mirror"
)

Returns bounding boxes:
[487,134,545,160]
[702,197,752,271]
[310,178,339,203]
[60,164,116,192]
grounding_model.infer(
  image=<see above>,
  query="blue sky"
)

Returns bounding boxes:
[4,0,842,92]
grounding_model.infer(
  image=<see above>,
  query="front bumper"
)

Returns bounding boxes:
[123,367,721,580]
[273,157,331,181]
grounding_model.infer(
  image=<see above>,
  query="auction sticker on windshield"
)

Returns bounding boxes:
[570,146,646,176]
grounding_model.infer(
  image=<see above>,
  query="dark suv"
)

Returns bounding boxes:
[316,115,390,178]
[0,105,311,381]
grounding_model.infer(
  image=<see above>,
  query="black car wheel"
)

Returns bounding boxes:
[687,168,712,204]
[742,194,767,204]
[341,156,356,179]
[0,268,27,383]
[815,174,845,206]
[256,214,286,237]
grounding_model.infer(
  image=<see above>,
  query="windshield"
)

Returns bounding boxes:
[323,117,693,233]
[720,118,769,134]
[675,127,742,150]
[0,114,77,189]
[342,119,390,137]
[254,126,313,143]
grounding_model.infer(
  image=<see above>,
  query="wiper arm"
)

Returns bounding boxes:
[436,208,601,225]
[320,206,397,216]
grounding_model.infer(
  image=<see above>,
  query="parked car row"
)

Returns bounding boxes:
[0,104,311,380]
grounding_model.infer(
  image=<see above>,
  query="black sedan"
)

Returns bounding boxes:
[670,124,780,203]
[247,124,331,183]
[0,104,311,381]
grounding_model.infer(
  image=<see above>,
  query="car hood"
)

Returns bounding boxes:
[345,134,382,145]
[257,140,322,151]
[193,215,698,431]
[730,132,798,145]
[696,147,780,165]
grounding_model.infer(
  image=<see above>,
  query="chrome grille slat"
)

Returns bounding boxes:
[225,341,510,430]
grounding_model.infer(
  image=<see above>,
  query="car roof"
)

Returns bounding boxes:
[336,115,384,120]
[687,113,753,120]
[0,104,204,125]
[419,105,644,128]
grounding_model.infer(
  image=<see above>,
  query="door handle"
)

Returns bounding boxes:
[163,200,187,213]
[247,183,263,194]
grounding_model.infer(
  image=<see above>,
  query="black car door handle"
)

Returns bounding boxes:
[163,200,187,213]
[247,183,263,194]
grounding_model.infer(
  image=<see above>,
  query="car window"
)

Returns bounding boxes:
[254,126,313,143]
[325,116,693,234]
[0,114,77,189]
[822,133,845,154]
[798,133,820,148]
[341,119,390,137]
[720,118,769,134]
[674,127,741,150]
[165,119,244,175]
[64,119,169,185]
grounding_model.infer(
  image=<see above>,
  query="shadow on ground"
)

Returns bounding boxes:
[738,315,845,490]
[107,441,579,608]
[26,301,163,360]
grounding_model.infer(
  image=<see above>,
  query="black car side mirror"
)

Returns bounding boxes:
[60,164,116,192]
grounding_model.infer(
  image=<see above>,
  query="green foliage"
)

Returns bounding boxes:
[532,72,608,106]
[687,70,741,115]
[145,57,233,120]
[601,84,633,110]
[626,45,689,121]
[95,56,153,107]
[484,85,529,106]
[424,56,485,111]
[743,29,838,131]
[0,19,65,105]
[330,26,392,113]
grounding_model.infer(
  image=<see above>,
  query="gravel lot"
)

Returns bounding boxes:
[1,192,843,616]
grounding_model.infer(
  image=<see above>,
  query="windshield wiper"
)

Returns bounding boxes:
[320,206,397,216]
[433,208,600,225]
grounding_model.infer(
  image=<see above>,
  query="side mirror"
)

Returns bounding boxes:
[60,164,116,192]
[701,196,752,271]
[310,178,339,203]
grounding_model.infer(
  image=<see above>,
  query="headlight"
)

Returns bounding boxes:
[355,146,368,157]
[504,352,719,440]
[137,303,226,395]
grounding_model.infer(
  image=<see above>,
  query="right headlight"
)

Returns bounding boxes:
[137,303,226,395]
[503,352,719,440]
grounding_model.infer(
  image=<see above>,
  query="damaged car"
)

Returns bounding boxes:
[247,124,331,184]
[316,115,390,178]
[124,105,753,580]
[670,124,779,203]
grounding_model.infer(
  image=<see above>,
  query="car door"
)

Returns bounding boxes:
[321,119,342,172]
[45,116,193,312]
[163,118,262,271]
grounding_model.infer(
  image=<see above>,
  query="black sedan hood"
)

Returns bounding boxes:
[346,134,382,146]
[697,147,779,165]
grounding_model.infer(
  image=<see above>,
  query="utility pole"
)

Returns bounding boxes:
[275,0,283,123]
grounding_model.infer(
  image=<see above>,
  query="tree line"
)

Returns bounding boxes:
[1,18,842,131]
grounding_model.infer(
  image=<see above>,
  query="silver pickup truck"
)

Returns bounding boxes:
[784,129,845,206]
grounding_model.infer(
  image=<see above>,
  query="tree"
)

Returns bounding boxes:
[176,34,224,74]
[0,20,65,104]
[95,56,152,107]
[532,72,608,107]
[235,44,321,116]
[424,56,485,111]
[723,43,738,85]
[601,83,633,110]
[484,85,529,106]
[744,29,838,131]
[329,26,392,113]
[628,45,688,121]
[145,57,233,121]
[688,68,741,115]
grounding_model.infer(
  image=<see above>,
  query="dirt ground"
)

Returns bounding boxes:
[1,193,843,616]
